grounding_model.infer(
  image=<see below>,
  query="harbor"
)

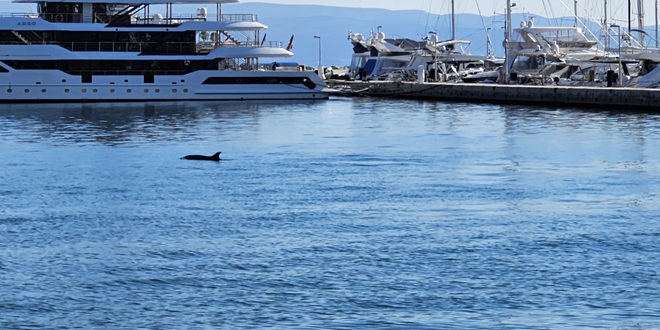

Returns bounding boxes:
[318,0,660,110]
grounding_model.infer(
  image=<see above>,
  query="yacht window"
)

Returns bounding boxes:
[512,56,531,71]
[144,72,154,83]
[533,56,545,69]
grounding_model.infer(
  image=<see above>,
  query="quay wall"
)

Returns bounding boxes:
[327,80,660,109]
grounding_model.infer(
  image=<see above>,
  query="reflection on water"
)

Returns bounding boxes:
[0,100,321,146]
[502,105,660,132]
[2,100,658,145]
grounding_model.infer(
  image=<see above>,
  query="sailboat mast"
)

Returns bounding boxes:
[504,0,512,84]
[574,0,578,27]
[656,0,659,47]
[604,0,609,49]
[475,0,494,58]
[638,0,645,47]
[629,0,632,33]
[451,0,456,40]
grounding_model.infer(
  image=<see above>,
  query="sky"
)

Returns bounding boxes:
[241,0,659,25]
[242,0,513,15]
[0,0,656,31]
[0,0,656,24]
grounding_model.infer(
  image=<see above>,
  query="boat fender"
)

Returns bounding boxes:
[55,14,64,22]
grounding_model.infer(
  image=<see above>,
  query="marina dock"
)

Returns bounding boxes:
[326,80,660,110]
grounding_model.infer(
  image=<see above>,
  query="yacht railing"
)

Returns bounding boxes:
[0,13,39,18]
[64,41,198,53]
[1,12,257,24]
[218,14,257,22]
[197,41,283,51]
[73,70,191,75]
[133,13,257,24]
[0,40,285,51]
[0,12,80,22]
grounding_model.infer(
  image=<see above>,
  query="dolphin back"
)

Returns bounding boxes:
[183,151,222,161]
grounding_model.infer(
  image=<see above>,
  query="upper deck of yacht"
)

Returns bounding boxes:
[0,0,281,56]
[512,25,598,50]
[13,0,239,4]
[3,0,258,28]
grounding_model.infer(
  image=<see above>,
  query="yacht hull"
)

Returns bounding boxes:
[0,70,329,102]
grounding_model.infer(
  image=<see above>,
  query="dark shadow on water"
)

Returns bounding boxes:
[0,100,321,120]
[500,104,660,134]
[0,100,321,146]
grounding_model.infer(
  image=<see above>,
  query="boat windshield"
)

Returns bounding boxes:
[536,29,589,43]
[512,55,546,71]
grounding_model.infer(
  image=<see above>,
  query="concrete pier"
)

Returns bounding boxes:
[326,80,660,110]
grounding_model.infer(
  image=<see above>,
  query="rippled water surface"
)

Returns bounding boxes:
[1,99,659,329]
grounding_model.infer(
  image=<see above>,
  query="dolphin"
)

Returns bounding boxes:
[183,151,221,161]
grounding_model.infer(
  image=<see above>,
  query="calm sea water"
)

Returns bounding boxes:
[0,98,659,329]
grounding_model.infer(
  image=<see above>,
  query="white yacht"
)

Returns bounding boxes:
[345,29,417,81]
[507,19,615,85]
[0,0,330,102]
[396,34,501,83]
[345,29,498,83]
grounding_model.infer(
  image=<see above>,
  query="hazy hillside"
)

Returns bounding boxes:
[225,3,605,66]
[225,3,498,66]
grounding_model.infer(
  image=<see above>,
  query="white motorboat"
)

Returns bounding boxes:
[345,29,419,81]
[507,19,613,85]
